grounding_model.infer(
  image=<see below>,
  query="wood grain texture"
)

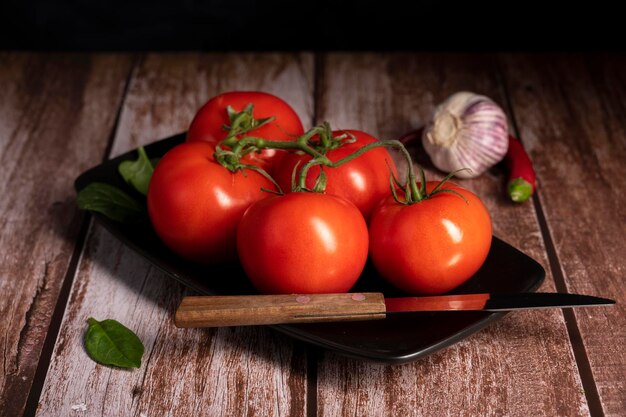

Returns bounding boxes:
[176,293,386,327]
[0,53,133,417]
[500,53,626,417]
[35,53,314,417]
[314,53,589,417]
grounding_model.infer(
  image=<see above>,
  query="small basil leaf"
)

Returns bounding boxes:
[118,147,154,195]
[84,318,145,369]
[77,182,143,223]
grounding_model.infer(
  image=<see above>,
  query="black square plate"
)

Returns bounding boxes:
[75,133,545,364]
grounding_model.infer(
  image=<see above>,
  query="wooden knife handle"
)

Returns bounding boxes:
[175,292,387,327]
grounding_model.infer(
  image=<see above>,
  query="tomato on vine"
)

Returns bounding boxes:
[369,181,492,295]
[273,130,397,220]
[237,193,369,294]
[147,141,275,264]
[186,91,304,169]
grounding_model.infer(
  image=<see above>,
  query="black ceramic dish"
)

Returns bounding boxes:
[75,133,545,364]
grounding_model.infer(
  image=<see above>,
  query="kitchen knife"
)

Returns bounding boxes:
[174,292,615,328]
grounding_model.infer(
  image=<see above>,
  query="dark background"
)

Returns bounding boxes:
[0,0,623,51]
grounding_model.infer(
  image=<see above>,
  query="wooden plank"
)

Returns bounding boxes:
[0,53,133,417]
[35,53,314,417]
[499,53,626,417]
[315,53,589,416]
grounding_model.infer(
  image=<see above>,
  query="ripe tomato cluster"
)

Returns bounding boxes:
[147,92,493,295]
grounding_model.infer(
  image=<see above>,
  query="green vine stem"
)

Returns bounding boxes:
[215,103,464,205]
[215,115,335,173]
[294,139,423,202]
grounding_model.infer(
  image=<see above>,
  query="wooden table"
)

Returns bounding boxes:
[1,52,624,417]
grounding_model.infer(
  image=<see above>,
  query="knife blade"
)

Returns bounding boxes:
[174,292,615,328]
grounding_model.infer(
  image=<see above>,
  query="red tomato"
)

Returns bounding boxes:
[147,142,274,264]
[272,130,397,220]
[369,182,492,295]
[237,193,369,294]
[187,91,305,168]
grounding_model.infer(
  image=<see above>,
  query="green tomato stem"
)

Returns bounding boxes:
[224,104,275,139]
[230,135,329,161]
[294,139,422,200]
[215,103,431,201]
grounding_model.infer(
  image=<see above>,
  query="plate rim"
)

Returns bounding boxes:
[75,132,546,364]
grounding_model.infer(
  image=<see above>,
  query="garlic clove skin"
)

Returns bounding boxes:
[422,91,509,179]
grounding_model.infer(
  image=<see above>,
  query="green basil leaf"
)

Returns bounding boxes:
[84,318,145,369]
[118,146,154,195]
[77,182,143,223]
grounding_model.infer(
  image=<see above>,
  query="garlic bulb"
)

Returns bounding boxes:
[422,92,509,179]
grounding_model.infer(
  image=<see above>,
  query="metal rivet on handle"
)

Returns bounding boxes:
[351,293,366,301]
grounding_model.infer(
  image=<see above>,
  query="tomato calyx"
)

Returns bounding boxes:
[391,167,471,206]
[303,123,358,154]
[213,147,284,195]
[222,104,276,140]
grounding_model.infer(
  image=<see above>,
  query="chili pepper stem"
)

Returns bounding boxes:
[507,178,533,202]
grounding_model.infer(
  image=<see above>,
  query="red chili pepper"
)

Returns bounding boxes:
[505,135,536,203]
